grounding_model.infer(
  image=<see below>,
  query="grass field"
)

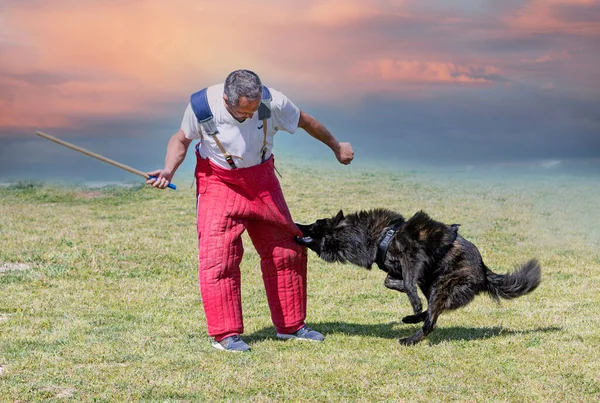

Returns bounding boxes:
[1,160,599,402]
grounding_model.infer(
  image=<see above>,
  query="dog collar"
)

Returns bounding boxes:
[375,220,404,270]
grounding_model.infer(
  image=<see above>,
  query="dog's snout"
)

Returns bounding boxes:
[295,223,313,236]
[295,236,313,246]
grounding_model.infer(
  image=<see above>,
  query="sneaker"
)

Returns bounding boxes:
[276,325,325,342]
[211,335,251,352]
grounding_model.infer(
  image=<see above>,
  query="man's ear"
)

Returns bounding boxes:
[334,209,344,223]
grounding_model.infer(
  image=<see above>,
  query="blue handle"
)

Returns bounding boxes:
[148,175,177,190]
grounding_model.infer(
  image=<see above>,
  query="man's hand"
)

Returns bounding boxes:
[334,142,354,165]
[146,169,174,189]
[298,110,355,165]
[146,130,192,190]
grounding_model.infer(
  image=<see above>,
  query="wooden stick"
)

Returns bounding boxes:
[36,131,177,189]
[36,131,150,179]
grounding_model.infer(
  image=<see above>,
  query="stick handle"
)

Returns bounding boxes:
[35,131,177,190]
[148,176,177,190]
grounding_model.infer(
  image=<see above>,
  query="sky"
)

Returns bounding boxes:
[1,0,599,181]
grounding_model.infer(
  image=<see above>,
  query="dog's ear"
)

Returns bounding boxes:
[334,210,345,223]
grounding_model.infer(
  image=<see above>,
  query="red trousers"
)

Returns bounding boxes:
[195,152,307,341]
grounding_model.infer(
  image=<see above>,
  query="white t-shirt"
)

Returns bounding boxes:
[180,83,301,169]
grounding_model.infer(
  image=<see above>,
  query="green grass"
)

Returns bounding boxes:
[1,162,599,402]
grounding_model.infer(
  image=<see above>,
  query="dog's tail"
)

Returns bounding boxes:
[485,259,541,301]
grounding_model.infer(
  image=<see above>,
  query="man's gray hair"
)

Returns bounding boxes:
[224,69,263,106]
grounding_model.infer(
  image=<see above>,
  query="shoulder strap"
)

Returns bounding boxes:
[258,86,272,120]
[190,88,219,135]
[190,87,237,168]
[259,86,271,162]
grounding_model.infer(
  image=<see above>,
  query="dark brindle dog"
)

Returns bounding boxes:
[295,209,541,345]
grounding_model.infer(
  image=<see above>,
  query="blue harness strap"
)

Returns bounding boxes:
[190,88,219,135]
[258,86,272,120]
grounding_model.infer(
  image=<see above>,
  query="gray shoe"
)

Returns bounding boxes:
[211,335,251,352]
[277,325,325,342]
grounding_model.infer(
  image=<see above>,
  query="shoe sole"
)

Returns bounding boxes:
[211,341,251,352]
[276,334,324,342]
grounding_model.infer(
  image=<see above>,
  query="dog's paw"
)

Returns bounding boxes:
[402,311,426,324]
[402,314,425,324]
[398,336,420,346]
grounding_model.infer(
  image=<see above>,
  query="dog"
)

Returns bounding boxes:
[295,209,541,345]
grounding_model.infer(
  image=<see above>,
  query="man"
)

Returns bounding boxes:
[148,69,354,352]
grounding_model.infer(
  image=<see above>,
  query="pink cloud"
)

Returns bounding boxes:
[352,60,501,85]
[0,74,156,130]
[521,49,571,64]
[505,0,600,34]
[535,50,571,63]
[300,0,410,26]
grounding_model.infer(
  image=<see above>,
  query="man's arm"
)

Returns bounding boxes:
[147,129,193,189]
[297,110,354,164]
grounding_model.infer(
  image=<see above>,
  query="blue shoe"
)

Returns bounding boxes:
[276,325,325,342]
[211,335,251,352]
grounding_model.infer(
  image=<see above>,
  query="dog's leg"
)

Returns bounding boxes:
[400,262,423,316]
[404,282,422,316]
[399,305,439,345]
[399,285,446,345]
[384,274,406,293]
[399,313,437,345]
[402,283,432,323]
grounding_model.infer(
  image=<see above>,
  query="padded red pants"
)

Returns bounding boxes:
[195,152,307,341]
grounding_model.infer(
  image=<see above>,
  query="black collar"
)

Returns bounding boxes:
[375,221,404,270]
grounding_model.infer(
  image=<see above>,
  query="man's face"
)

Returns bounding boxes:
[224,95,261,123]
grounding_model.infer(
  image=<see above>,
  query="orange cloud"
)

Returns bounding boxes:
[0,1,277,131]
[2,0,413,131]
